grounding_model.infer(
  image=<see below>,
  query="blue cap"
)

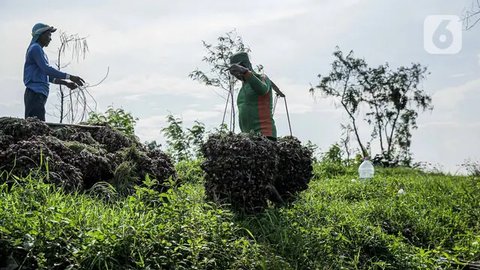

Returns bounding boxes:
[30,23,57,44]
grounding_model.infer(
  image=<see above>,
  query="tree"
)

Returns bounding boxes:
[310,48,432,165]
[463,0,480,30]
[361,63,432,165]
[189,30,250,132]
[54,31,108,124]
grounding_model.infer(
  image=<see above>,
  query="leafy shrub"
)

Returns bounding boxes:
[314,144,355,179]
[175,159,205,185]
[161,114,206,162]
[87,106,138,138]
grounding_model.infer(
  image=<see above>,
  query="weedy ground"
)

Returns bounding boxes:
[0,162,479,269]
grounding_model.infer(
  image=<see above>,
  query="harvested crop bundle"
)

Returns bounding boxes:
[0,137,83,191]
[201,133,313,213]
[0,117,175,194]
[201,132,278,213]
[274,136,313,203]
[0,117,51,142]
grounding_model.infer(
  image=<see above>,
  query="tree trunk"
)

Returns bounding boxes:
[386,109,401,157]
[374,106,385,153]
[340,72,367,157]
[342,101,367,157]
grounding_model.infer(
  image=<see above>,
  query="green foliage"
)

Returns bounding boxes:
[1,162,479,269]
[239,166,480,269]
[303,140,319,162]
[189,29,249,90]
[87,106,138,137]
[175,159,205,185]
[314,143,354,178]
[0,174,284,269]
[161,114,205,162]
[322,143,343,164]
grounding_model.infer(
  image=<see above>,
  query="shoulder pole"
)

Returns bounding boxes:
[271,81,293,136]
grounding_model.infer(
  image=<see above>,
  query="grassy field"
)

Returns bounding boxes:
[0,161,479,269]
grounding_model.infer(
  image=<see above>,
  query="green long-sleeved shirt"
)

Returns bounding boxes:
[237,72,277,138]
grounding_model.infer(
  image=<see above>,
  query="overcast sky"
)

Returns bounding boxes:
[1,0,479,173]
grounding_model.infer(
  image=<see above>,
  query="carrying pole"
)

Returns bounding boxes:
[283,97,293,136]
[271,81,293,136]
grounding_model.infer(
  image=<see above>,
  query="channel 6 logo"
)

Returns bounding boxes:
[424,15,462,54]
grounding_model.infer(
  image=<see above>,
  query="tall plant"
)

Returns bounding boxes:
[87,106,138,137]
[189,30,250,132]
[161,114,205,162]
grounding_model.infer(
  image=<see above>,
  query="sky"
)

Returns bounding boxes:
[0,0,479,174]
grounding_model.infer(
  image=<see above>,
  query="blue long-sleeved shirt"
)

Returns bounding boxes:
[23,43,67,97]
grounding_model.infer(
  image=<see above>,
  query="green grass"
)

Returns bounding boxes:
[0,163,479,269]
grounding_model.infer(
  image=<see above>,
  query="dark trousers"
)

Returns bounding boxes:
[24,88,47,121]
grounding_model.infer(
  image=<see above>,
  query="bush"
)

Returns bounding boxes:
[175,159,205,185]
[87,106,138,138]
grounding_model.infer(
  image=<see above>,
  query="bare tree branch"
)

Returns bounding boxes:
[51,31,106,124]
[463,0,480,30]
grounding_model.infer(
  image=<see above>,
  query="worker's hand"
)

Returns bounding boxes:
[65,82,78,90]
[70,75,85,87]
[229,64,249,79]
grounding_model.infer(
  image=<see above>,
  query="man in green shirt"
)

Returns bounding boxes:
[229,52,277,139]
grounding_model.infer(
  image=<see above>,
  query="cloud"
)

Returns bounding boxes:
[94,74,214,100]
[419,121,480,129]
[450,73,467,78]
[135,115,167,143]
[270,77,342,116]
[134,107,223,142]
[432,78,480,111]
[181,109,222,122]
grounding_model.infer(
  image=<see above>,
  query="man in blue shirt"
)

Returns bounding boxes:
[24,23,85,121]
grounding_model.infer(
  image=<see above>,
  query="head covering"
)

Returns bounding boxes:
[230,52,252,70]
[30,23,57,44]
